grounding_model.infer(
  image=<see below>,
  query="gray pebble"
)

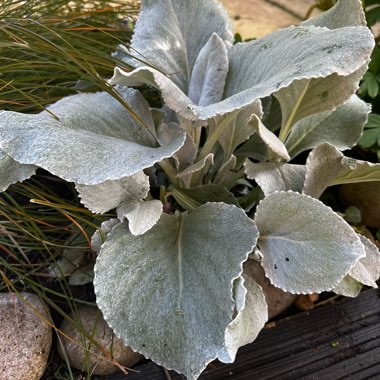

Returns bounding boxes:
[0,292,52,380]
[58,306,143,375]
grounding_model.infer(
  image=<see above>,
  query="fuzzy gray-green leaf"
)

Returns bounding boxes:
[76,171,150,214]
[122,0,233,91]
[190,25,374,120]
[0,91,185,185]
[303,143,380,199]
[285,95,370,158]
[94,202,259,379]
[117,199,162,236]
[245,161,305,195]
[349,235,380,288]
[218,275,268,363]
[0,150,37,192]
[188,33,229,106]
[302,0,366,29]
[254,191,365,294]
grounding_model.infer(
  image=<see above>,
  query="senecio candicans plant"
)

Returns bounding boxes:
[1,0,380,378]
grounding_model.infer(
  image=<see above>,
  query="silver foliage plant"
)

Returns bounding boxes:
[1,0,380,378]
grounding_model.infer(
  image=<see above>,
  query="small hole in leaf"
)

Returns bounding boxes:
[142,344,146,347]
[285,258,290,262]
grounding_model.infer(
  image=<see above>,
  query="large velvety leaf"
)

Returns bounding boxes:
[76,171,149,214]
[245,161,305,195]
[123,0,233,91]
[274,68,367,141]
[277,0,369,138]
[190,25,374,120]
[0,150,37,192]
[94,203,259,380]
[254,191,365,294]
[0,91,185,185]
[218,275,268,363]
[111,26,374,121]
[303,143,380,199]
[302,0,366,29]
[285,95,370,158]
[49,87,157,146]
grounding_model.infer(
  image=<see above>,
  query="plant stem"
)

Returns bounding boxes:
[159,159,179,186]
[196,111,236,162]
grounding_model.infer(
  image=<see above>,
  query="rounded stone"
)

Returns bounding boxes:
[244,259,296,319]
[0,292,52,380]
[58,306,143,375]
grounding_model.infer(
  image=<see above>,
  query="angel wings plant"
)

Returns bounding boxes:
[1,0,380,378]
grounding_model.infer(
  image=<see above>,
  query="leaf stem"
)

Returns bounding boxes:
[159,159,179,186]
[196,111,236,162]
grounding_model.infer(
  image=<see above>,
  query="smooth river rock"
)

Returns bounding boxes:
[0,292,52,380]
[58,306,143,375]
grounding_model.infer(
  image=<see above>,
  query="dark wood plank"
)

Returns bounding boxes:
[105,289,380,380]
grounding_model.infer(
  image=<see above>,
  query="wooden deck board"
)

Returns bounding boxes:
[103,289,380,379]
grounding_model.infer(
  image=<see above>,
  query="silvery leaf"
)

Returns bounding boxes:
[188,33,229,106]
[254,191,365,294]
[234,135,269,162]
[94,203,259,380]
[245,161,305,195]
[217,102,262,159]
[176,154,214,188]
[76,171,150,214]
[302,0,366,29]
[189,25,374,120]
[249,115,290,161]
[91,219,120,255]
[274,67,367,140]
[0,91,186,185]
[117,199,162,236]
[303,143,380,199]
[285,95,370,158]
[0,150,37,192]
[214,155,237,188]
[123,0,233,91]
[112,26,374,121]
[333,276,363,297]
[218,275,268,363]
[349,235,380,288]
[173,133,197,171]
[110,66,199,120]
[273,0,370,139]
[49,87,157,147]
